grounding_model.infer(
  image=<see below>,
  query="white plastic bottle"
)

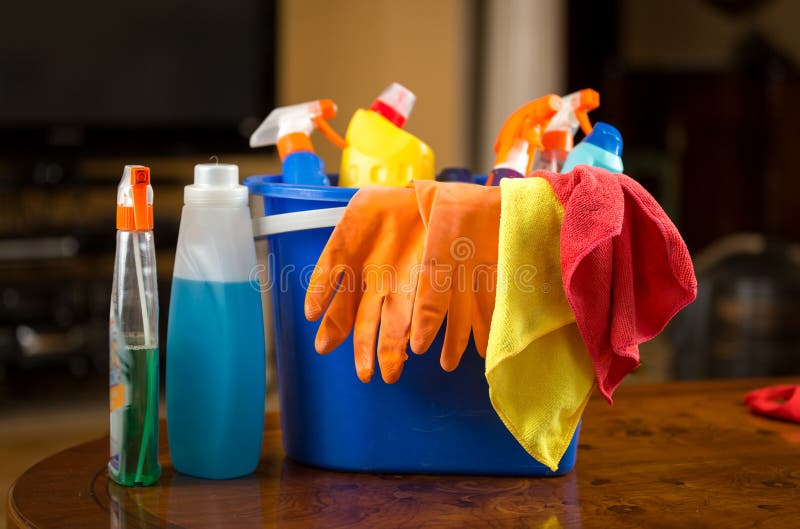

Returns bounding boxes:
[166,163,265,479]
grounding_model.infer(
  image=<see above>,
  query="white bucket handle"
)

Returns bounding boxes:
[252,207,346,238]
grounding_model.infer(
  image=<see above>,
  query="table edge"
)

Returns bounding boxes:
[7,480,34,529]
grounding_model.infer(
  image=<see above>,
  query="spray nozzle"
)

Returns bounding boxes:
[493,94,562,175]
[116,165,154,231]
[543,89,600,153]
[249,99,346,159]
[369,82,416,128]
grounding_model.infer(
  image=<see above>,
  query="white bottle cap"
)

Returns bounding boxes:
[185,163,248,206]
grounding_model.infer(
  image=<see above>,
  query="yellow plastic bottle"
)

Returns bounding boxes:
[339,83,435,187]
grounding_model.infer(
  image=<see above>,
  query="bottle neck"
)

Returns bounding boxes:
[369,100,406,128]
[184,187,249,207]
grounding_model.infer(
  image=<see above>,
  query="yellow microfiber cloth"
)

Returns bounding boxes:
[486,177,595,471]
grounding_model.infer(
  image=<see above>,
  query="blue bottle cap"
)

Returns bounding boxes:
[436,167,473,183]
[584,122,623,157]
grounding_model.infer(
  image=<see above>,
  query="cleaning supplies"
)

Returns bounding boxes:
[486,176,595,471]
[539,166,697,403]
[305,186,426,383]
[486,94,561,185]
[166,163,265,479]
[531,89,599,173]
[561,122,624,173]
[410,180,500,367]
[338,83,435,187]
[109,165,160,487]
[250,99,346,186]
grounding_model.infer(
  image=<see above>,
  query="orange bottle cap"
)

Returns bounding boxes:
[542,129,573,151]
[277,132,314,160]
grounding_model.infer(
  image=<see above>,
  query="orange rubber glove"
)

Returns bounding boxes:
[305,187,425,384]
[410,180,501,370]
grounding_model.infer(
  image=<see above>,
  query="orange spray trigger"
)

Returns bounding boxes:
[313,100,347,149]
[313,116,347,150]
[131,167,151,231]
[521,120,544,151]
[522,124,546,175]
[117,165,154,231]
[493,94,561,167]
[574,89,600,135]
[575,111,593,136]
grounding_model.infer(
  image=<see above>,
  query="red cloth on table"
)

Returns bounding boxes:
[745,385,800,423]
[538,165,698,404]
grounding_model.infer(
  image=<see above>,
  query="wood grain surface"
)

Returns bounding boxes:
[7,378,800,528]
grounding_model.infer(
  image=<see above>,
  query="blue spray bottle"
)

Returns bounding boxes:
[249,99,346,185]
[561,122,624,173]
[166,163,265,479]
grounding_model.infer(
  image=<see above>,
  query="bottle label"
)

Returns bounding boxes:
[109,319,128,475]
[109,325,128,413]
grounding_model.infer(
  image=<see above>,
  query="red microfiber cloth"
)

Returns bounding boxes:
[538,165,698,404]
[745,385,800,423]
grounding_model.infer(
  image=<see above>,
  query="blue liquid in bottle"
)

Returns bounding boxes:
[166,278,265,479]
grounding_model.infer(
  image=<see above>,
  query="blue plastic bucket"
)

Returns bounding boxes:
[245,174,579,475]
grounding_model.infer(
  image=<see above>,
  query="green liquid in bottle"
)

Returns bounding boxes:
[109,345,161,487]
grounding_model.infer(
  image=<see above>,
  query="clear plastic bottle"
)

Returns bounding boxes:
[166,163,265,479]
[109,165,161,486]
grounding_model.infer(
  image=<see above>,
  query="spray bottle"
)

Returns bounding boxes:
[109,165,160,487]
[167,163,265,479]
[250,99,346,186]
[561,122,624,173]
[486,94,561,186]
[531,88,599,173]
[339,82,435,187]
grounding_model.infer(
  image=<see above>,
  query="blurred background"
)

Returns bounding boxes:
[3,0,800,516]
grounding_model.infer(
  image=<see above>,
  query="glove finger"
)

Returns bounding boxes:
[410,266,451,354]
[413,179,439,227]
[352,293,384,383]
[471,287,497,358]
[376,294,412,384]
[440,288,473,372]
[314,283,361,355]
[305,234,356,321]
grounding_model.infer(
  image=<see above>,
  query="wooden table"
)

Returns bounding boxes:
[7,378,800,528]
